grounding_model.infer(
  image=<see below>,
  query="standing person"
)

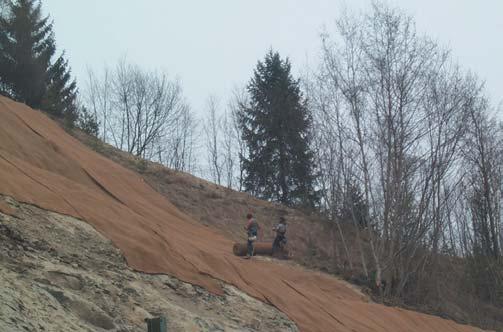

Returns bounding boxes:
[272,216,287,255]
[244,213,260,259]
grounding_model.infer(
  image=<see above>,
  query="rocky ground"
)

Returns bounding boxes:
[0,194,298,332]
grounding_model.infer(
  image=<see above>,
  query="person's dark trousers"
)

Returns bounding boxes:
[247,239,255,256]
[272,235,285,254]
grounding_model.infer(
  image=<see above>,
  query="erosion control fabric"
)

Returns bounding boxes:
[0,96,483,332]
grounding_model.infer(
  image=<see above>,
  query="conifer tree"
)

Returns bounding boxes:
[239,50,318,207]
[41,53,78,119]
[0,0,77,122]
[77,106,99,137]
[0,0,55,107]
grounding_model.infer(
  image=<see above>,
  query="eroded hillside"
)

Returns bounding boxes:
[0,96,487,331]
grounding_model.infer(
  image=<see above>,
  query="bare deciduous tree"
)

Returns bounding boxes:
[313,3,489,301]
[85,60,196,172]
[220,107,236,189]
[86,66,112,141]
[458,102,503,306]
[228,86,248,191]
[154,102,198,173]
[204,95,223,185]
[201,88,248,190]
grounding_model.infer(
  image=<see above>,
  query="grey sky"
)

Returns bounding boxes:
[42,0,503,113]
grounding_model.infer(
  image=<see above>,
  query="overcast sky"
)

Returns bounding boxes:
[42,0,503,114]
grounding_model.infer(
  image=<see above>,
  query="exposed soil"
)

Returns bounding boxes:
[0,195,297,332]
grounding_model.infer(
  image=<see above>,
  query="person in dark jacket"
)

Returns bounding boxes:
[244,213,260,259]
[272,216,287,255]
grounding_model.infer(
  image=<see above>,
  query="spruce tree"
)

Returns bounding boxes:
[239,50,318,207]
[0,0,77,122]
[77,106,99,137]
[0,0,55,107]
[41,53,78,119]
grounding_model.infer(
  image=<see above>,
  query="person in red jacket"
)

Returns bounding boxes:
[244,213,260,259]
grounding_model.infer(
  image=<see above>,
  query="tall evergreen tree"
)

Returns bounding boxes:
[0,0,77,121]
[239,50,318,207]
[0,0,55,107]
[41,53,78,119]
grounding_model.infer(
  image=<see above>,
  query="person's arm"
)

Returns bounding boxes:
[244,219,252,230]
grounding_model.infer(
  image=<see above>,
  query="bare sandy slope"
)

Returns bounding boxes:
[0,96,486,332]
[0,195,297,331]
